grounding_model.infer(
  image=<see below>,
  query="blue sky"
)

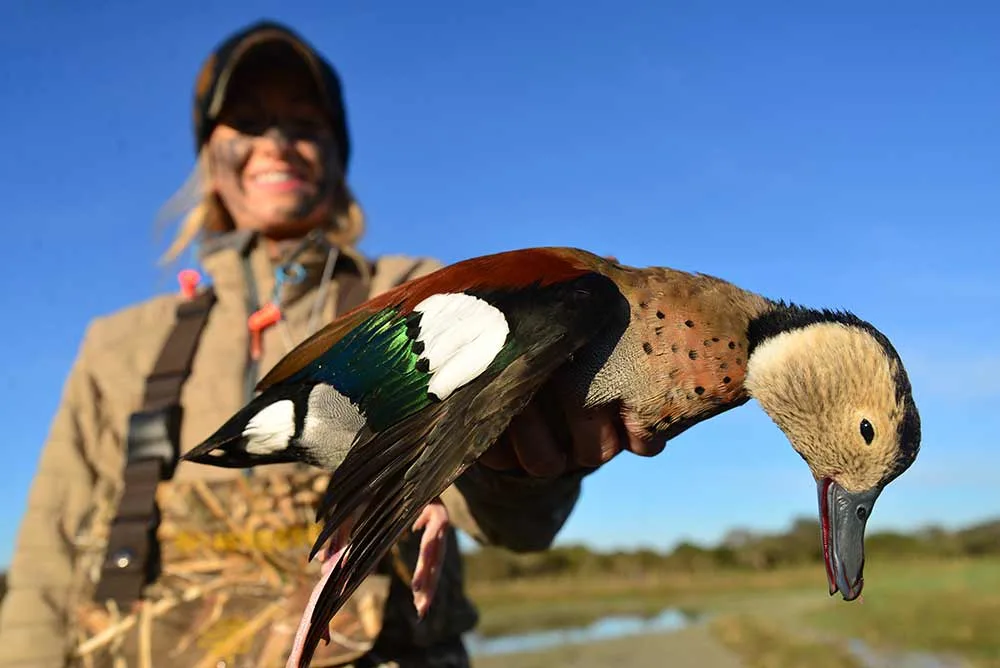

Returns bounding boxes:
[1,1,998,567]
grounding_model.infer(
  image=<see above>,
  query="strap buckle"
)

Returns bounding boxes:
[125,404,183,480]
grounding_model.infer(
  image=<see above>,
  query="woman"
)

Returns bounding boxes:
[0,20,663,668]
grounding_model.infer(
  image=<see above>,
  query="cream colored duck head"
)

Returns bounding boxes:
[744,305,921,600]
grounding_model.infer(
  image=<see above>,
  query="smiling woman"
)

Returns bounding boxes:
[166,29,361,262]
[202,45,344,242]
[0,18,654,668]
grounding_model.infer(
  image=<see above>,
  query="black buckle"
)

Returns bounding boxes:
[125,404,182,480]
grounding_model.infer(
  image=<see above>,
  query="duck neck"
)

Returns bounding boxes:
[610,270,776,440]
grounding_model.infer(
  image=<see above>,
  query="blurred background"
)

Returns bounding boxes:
[2,1,998,666]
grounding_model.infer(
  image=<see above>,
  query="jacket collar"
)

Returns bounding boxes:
[197,229,365,310]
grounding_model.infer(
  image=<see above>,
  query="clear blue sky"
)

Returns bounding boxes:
[2,1,998,567]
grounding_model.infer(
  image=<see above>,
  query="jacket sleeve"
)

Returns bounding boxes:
[0,325,120,668]
[395,257,587,553]
[441,466,585,553]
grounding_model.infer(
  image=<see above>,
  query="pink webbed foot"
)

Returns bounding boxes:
[410,497,450,619]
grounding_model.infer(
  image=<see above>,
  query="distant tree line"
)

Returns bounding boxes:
[1,517,996,605]
[460,516,1000,582]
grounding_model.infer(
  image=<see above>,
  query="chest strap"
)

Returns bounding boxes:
[93,287,216,610]
[91,256,381,610]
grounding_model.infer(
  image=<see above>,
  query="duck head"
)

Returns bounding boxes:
[744,305,921,601]
[181,381,365,471]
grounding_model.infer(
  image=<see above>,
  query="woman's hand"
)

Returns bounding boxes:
[478,392,668,477]
[478,254,665,478]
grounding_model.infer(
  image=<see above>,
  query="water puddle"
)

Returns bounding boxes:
[465,609,963,668]
[846,638,967,668]
[464,608,698,656]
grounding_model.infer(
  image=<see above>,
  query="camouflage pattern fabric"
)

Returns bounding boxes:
[71,468,392,667]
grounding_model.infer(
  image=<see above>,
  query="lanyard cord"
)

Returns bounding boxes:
[307,244,339,337]
[271,233,340,354]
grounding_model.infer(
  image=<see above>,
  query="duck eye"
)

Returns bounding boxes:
[860,418,875,445]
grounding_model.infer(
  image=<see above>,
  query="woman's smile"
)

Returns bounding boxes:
[246,164,311,193]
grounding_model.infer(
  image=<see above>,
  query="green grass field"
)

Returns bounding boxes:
[467,556,1000,667]
[806,557,1000,667]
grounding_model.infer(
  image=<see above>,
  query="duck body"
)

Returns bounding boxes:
[183,246,921,668]
[551,259,772,440]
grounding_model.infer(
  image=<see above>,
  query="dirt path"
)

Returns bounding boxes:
[471,626,744,668]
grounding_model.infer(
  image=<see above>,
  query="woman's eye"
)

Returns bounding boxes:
[226,116,268,135]
[289,117,330,135]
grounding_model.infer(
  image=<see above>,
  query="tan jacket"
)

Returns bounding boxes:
[0,231,586,667]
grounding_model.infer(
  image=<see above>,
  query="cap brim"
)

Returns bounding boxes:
[206,28,332,120]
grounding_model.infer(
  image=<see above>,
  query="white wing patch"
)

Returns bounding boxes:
[242,399,295,455]
[413,292,510,400]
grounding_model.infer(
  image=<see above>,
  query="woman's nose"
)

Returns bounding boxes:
[258,126,293,153]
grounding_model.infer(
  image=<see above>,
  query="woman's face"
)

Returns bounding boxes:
[205,52,340,240]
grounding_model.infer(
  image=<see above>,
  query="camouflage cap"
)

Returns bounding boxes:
[192,20,351,173]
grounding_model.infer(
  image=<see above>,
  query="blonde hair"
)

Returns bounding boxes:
[157,149,368,267]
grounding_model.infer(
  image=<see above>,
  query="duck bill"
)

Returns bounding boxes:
[818,478,880,601]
